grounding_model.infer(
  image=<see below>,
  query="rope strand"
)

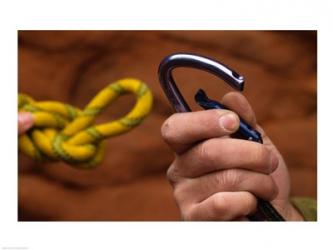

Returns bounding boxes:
[18,78,153,168]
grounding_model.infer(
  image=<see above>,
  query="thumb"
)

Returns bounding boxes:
[18,112,34,135]
[221,91,257,127]
[221,92,270,143]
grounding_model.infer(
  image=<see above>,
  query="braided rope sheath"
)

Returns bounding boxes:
[18,78,153,168]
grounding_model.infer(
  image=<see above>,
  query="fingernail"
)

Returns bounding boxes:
[19,112,34,130]
[219,113,238,132]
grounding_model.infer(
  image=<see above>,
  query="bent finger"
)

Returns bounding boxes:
[173,138,279,178]
[161,109,239,154]
[176,168,278,205]
[184,191,257,221]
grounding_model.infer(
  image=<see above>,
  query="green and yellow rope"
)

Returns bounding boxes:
[18,78,153,168]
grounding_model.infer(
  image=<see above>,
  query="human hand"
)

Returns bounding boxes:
[161,92,304,221]
[18,112,34,135]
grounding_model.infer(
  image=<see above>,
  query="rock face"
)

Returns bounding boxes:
[18,31,317,221]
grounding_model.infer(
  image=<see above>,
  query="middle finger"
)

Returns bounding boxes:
[173,138,279,178]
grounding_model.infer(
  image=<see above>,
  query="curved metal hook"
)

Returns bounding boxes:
[158,53,245,112]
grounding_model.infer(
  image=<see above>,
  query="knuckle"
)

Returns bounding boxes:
[181,205,195,221]
[173,185,190,216]
[166,162,179,185]
[211,193,228,215]
[197,140,214,166]
[243,194,257,216]
[173,187,184,206]
[266,177,279,200]
[253,145,269,165]
[259,176,278,201]
[166,167,174,183]
[221,169,241,188]
[161,114,178,144]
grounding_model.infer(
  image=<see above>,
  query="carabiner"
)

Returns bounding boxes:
[158,53,244,113]
[158,53,285,221]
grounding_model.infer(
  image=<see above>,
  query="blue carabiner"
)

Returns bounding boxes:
[158,53,285,221]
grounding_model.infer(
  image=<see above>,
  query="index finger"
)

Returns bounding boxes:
[161,109,240,154]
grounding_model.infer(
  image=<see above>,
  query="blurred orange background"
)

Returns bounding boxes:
[18,31,317,221]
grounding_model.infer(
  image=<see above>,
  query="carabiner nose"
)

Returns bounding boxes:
[158,53,245,112]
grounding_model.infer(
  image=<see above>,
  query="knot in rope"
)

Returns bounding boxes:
[18,78,153,168]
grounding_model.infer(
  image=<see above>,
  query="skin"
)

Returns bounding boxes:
[18,112,34,135]
[161,92,304,221]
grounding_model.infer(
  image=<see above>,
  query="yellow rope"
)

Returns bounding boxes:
[18,78,153,168]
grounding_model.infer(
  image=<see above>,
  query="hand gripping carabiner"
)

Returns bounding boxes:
[158,53,285,221]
